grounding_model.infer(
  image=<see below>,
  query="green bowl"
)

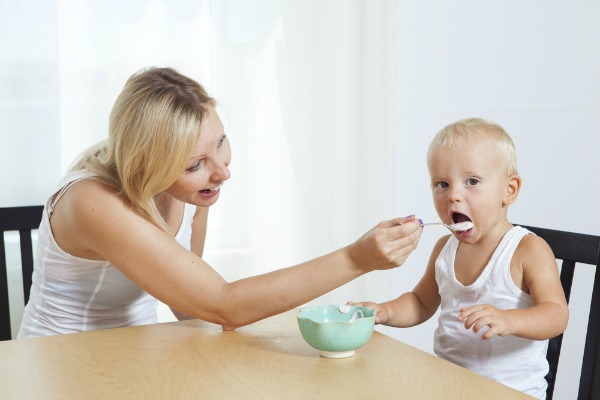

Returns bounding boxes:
[297,305,376,358]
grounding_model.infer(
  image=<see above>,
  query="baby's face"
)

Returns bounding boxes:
[427,140,513,242]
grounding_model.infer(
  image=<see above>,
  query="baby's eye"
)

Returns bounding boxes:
[434,181,449,189]
[466,178,480,186]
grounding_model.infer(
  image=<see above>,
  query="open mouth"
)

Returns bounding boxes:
[200,183,223,194]
[451,212,472,225]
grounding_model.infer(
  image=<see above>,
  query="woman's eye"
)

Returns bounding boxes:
[466,178,479,186]
[186,160,204,172]
[218,134,227,148]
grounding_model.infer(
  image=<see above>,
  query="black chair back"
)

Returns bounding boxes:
[0,205,44,340]
[518,224,600,400]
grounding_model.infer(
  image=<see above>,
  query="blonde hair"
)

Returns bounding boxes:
[427,117,518,175]
[69,67,215,230]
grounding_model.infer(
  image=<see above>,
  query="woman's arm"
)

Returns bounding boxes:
[53,180,422,330]
[190,206,208,257]
[171,206,209,320]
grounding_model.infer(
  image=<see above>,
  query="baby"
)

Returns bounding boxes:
[349,118,568,399]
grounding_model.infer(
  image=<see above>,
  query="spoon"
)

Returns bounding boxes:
[338,305,365,322]
[338,305,352,314]
[421,220,473,232]
[348,309,364,322]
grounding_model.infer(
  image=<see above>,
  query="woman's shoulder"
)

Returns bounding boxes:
[48,178,128,259]
[53,177,133,228]
[61,178,122,207]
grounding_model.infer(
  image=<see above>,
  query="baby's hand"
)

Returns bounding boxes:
[458,304,512,340]
[346,301,387,324]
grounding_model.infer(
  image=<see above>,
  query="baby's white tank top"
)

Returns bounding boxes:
[18,171,195,338]
[434,226,548,399]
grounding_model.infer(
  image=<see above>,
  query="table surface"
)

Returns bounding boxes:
[0,310,532,399]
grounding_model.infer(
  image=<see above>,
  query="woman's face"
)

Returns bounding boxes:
[166,106,231,207]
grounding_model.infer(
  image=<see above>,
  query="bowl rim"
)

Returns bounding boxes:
[296,305,376,324]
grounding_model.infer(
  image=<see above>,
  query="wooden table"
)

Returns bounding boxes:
[0,310,531,399]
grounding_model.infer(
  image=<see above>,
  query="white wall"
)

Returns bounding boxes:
[2,1,599,399]
[379,4,600,400]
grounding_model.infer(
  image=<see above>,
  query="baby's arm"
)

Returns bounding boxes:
[460,234,569,340]
[348,236,447,327]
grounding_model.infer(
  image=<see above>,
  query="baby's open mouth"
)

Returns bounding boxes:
[452,212,471,224]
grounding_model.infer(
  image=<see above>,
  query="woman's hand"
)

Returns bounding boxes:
[347,216,422,273]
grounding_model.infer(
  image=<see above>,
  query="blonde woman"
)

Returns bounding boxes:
[18,67,422,337]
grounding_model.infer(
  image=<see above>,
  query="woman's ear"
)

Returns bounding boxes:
[503,175,521,206]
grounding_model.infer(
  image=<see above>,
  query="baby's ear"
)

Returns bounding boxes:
[503,175,521,205]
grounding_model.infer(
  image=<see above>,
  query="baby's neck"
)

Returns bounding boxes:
[453,222,513,285]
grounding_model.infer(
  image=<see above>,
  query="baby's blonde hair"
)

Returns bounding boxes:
[69,67,215,230]
[427,117,518,176]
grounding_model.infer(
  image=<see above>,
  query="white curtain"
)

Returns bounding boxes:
[2,2,600,397]
[0,0,401,288]
[1,0,403,327]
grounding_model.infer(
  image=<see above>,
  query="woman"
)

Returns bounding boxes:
[18,67,422,337]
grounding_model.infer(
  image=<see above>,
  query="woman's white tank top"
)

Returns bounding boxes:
[434,226,549,399]
[18,171,195,338]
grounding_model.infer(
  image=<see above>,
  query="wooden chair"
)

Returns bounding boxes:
[0,205,44,340]
[518,224,600,400]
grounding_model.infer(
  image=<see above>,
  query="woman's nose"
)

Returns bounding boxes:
[212,158,231,181]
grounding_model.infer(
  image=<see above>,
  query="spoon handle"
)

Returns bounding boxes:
[421,221,473,232]
[421,222,451,228]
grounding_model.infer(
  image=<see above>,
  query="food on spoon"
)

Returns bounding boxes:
[450,221,473,231]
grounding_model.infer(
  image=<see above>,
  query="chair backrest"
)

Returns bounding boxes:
[518,224,600,400]
[0,205,44,340]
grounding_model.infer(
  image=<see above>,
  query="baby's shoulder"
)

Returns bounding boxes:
[517,231,552,254]
[431,234,453,256]
[513,231,556,269]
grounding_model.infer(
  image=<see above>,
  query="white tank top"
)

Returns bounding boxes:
[18,171,196,338]
[433,226,548,399]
